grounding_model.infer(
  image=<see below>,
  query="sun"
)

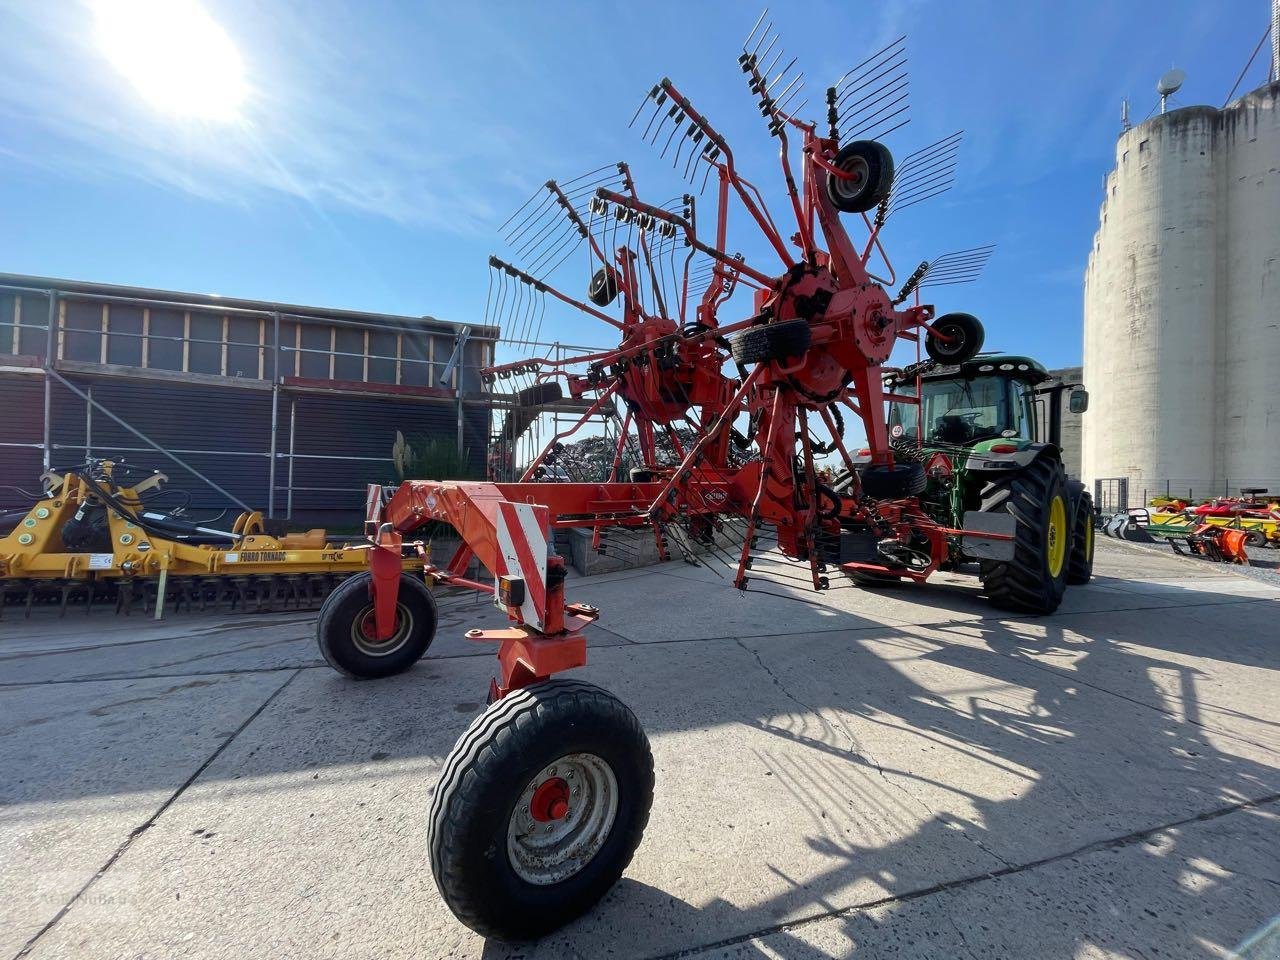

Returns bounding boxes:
[92,0,248,122]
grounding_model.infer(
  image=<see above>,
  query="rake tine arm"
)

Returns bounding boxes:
[657,78,793,266]
[545,181,611,268]
[595,189,775,288]
[487,256,623,330]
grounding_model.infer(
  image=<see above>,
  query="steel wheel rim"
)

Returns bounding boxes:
[833,156,870,202]
[931,322,965,357]
[506,752,619,886]
[351,602,413,657]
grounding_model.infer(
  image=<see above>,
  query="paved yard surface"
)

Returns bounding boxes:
[2,539,1278,959]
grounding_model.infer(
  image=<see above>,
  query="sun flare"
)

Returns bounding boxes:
[92,0,248,122]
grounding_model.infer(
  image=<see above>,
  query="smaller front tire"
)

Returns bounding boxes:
[428,679,654,941]
[317,572,437,678]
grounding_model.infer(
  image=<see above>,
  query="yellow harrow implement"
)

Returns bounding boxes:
[0,460,423,618]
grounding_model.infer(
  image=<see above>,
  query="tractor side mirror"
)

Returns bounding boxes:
[1069,388,1089,414]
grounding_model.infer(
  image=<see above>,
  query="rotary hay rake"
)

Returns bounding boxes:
[314,13,1068,941]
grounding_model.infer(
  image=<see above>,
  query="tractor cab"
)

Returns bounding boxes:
[886,355,1087,451]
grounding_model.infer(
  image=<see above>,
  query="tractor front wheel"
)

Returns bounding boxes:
[978,457,1070,614]
[428,679,654,941]
[317,572,437,678]
[1067,489,1095,585]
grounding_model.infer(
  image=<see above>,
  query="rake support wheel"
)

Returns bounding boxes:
[428,679,655,941]
[514,381,564,408]
[860,462,927,499]
[825,140,895,214]
[588,267,620,307]
[978,457,1069,614]
[924,312,985,365]
[729,319,812,365]
[317,572,437,678]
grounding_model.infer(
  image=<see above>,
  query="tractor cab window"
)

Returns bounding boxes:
[888,375,1029,446]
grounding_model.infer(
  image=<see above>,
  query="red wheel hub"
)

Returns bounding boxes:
[529,776,571,822]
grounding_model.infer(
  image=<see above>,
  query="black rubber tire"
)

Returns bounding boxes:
[1244,530,1267,548]
[629,468,658,483]
[1067,490,1095,585]
[978,457,1070,614]
[588,267,619,307]
[849,569,904,587]
[825,140,895,213]
[316,572,437,678]
[729,319,812,365]
[428,679,655,941]
[514,381,563,407]
[859,462,927,499]
[924,312,985,365]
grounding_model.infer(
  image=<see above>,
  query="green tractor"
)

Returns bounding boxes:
[862,354,1095,614]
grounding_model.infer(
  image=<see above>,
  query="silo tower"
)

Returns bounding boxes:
[1082,40,1280,502]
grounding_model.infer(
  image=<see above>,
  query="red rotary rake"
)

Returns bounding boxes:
[317,15,1017,940]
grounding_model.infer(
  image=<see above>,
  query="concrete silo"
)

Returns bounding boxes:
[1082,79,1280,501]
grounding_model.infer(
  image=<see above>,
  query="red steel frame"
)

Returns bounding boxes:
[362,75,1006,700]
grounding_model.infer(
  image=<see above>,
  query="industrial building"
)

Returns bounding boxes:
[1082,72,1280,504]
[0,274,497,527]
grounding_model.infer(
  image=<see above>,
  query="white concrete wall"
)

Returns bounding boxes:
[1219,84,1280,487]
[1082,82,1280,496]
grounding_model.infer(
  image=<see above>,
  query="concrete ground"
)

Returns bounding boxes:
[2,539,1279,959]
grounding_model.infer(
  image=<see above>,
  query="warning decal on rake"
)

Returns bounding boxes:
[493,500,550,630]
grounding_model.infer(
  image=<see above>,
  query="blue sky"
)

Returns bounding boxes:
[1,0,1272,372]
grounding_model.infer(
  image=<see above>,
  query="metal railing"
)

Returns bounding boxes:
[1094,476,1280,513]
[0,282,495,519]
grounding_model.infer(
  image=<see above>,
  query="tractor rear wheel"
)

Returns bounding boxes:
[978,457,1070,614]
[317,572,437,678]
[1067,490,1095,585]
[428,679,654,940]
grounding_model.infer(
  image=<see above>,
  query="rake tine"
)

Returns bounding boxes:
[743,8,769,49]
[834,35,907,91]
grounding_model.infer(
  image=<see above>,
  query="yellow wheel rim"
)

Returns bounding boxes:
[1084,515,1094,558]
[1047,495,1067,578]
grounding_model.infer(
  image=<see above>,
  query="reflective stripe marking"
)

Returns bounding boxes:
[494,501,548,630]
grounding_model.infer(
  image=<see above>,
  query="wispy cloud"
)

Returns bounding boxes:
[0,0,515,232]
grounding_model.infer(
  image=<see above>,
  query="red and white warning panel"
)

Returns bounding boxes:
[493,500,549,630]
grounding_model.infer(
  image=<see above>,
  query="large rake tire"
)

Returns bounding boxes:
[317,572,437,678]
[924,312,985,365]
[825,140,895,214]
[978,457,1070,614]
[428,679,654,941]
[1067,489,1096,585]
[729,318,812,365]
[860,462,927,499]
